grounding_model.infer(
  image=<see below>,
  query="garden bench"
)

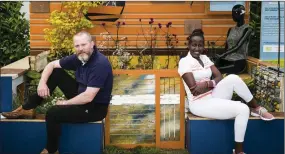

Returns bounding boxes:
[0,119,104,154]
[185,112,284,154]
[0,54,105,154]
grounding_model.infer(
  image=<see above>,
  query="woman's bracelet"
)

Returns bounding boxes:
[190,84,197,90]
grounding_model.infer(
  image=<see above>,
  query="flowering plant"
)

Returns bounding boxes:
[136,18,179,69]
[97,21,133,69]
[97,18,180,70]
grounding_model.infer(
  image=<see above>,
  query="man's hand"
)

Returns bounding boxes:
[56,100,68,105]
[37,82,50,98]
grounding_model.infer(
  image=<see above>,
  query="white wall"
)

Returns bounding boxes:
[20,2,30,20]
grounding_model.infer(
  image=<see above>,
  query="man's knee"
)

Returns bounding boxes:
[50,68,65,77]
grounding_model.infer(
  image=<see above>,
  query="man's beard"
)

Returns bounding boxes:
[77,53,90,65]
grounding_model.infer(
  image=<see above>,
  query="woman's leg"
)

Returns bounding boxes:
[189,98,249,153]
[212,74,274,120]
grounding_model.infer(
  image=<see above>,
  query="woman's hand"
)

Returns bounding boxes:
[192,81,212,96]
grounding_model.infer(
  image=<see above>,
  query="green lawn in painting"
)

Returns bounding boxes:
[110,75,182,144]
[103,145,189,154]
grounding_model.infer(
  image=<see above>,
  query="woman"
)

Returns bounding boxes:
[178,29,274,154]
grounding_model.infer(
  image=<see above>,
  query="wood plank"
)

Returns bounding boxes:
[30,13,50,19]
[31,35,227,42]
[120,14,233,19]
[31,24,231,35]
[30,40,226,48]
[30,13,234,20]
[30,18,242,26]
[88,6,125,14]
[187,112,284,120]
[0,69,27,77]
[122,4,205,13]
[0,119,102,123]
[125,1,202,6]
[50,2,62,12]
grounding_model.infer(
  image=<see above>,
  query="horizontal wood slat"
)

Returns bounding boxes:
[30,25,231,35]
[30,40,226,48]
[30,19,247,26]
[31,35,227,42]
[123,4,205,13]
[30,1,247,50]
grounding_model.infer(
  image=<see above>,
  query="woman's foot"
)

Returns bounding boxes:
[251,106,275,121]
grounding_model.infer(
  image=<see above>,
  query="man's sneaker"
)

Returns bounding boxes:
[251,106,275,121]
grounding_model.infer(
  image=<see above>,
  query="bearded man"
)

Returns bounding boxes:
[2,31,113,154]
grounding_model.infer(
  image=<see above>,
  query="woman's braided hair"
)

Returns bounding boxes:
[187,29,205,44]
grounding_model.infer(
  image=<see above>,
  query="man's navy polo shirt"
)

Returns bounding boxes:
[59,47,113,105]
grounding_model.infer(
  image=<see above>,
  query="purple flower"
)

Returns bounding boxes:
[150,18,154,22]
[166,24,170,28]
[139,18,142,22]
[116,21,121,27]
[101,23,106,26]
[149,21,154,24]
[158,23,162,28]
[122,22,126,25]
[168,22,172,26]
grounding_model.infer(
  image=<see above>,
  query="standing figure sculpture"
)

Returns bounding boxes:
[215,4,253,74]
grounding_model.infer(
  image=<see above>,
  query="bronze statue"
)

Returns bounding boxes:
[215,4,254,74]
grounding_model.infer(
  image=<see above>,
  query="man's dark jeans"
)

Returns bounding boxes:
[23,68,108,153]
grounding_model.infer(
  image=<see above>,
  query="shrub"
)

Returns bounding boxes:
[44,1,101,61]
[0,1,30,66]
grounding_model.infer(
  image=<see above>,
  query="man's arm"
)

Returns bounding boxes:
[37,60,61,98]
[59,87,100,105]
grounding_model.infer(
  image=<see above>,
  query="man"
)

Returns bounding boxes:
[2,31,113,154]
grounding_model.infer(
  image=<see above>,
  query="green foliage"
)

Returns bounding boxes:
[103,146,189,154]
[12,93,22,110]
[248,2,261,58]
[35,87,65,114]
[24,70,69,114]
[232,78,254,101]
[264,59,284,68]
[0,1,30,66]
[44,1,102,61]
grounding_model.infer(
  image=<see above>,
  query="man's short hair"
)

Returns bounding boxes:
[74,31,94,42]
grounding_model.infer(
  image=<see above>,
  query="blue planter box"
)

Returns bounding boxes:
[0,76,12,112]
[186,113,284,154]
[0,120,104,154]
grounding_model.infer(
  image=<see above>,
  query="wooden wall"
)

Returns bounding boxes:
[30,1,249,50]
